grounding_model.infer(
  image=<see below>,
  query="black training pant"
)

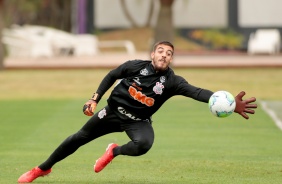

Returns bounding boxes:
[39,105,154,170]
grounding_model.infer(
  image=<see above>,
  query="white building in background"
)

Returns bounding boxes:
[85,0,282,49]
[95,0,228,29]
[238,0,282,28]
[94,0,282,29]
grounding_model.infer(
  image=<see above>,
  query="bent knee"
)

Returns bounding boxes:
[134,139,153,155]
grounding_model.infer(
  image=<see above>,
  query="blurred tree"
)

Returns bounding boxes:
[154,0,174,43]
[0,0,4,70]
[4,0,41,26]
[119,0,175,44]
[34,0,71,32]
[120,0,155,28]
[3,0,71,32]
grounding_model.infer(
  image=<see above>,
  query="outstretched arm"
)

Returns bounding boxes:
[234,91,257,119]
[82,70,121,116]
[82,60,133,116]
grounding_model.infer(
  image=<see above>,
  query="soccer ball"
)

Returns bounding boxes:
[208,90,236,118]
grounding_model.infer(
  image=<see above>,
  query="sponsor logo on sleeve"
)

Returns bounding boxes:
[133,77,141,85]
[140,68,148,76]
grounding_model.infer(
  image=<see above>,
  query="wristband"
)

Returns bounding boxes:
[90,93,100,103]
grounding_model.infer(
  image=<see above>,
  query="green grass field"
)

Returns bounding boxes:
[1,68,282,183]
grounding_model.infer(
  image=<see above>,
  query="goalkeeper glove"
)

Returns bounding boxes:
[83,93,99,116]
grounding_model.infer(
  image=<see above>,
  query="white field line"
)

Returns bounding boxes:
[261,101,282,130]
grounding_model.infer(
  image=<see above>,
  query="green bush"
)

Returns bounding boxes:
[189,29,244,50]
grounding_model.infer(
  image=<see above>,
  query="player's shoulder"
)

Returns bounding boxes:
[122,59,151,71]
[166,68,186,83]
[126,59,151,65]
[166,67,179,79]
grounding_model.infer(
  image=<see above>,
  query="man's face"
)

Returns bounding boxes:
[151,44,173,72]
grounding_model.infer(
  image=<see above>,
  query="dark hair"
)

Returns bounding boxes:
[152,41,174,54]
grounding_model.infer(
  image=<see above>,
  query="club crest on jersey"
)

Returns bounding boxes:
[98,108,106,119]
[153,82,164,95]
[140,68,148,76]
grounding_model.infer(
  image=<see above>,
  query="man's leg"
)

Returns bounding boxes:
[116,119,155,156]
[39,106,122,170]
[94,119,154,173]
[18,106,122,183]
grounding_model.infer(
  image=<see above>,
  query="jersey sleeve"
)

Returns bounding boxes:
[95,60,140,101]
[172,75,213,103]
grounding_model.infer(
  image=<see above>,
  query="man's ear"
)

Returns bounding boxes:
[150,51,154,59]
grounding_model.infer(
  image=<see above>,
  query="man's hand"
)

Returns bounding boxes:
[234,91,257,119]
[83,99,97,116]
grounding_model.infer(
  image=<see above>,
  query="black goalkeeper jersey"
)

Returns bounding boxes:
[96,59,213,120]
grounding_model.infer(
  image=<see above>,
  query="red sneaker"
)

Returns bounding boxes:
[94,143,118,173]
[18,166,51,183]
